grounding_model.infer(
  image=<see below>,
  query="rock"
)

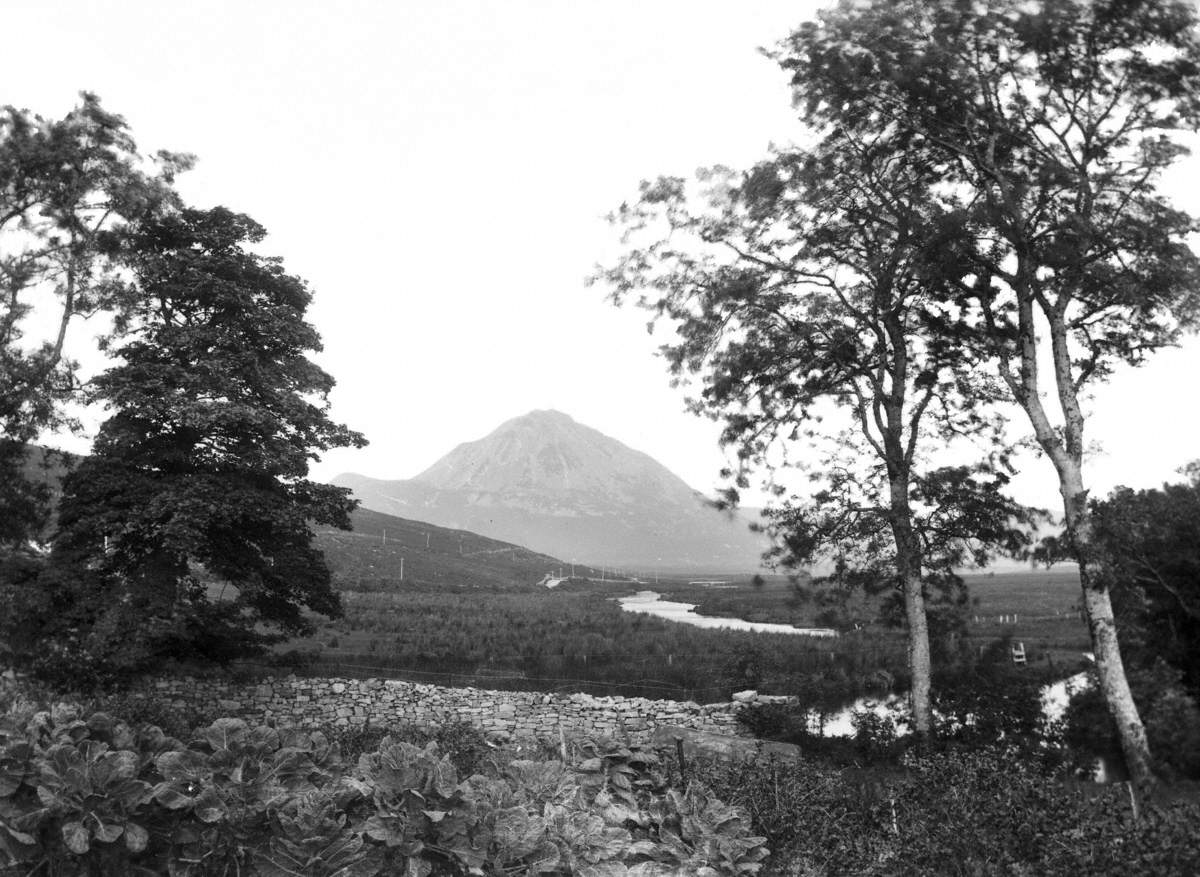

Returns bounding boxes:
[732,689,758,703]
[650,725,801,764]
[756,694,797,705]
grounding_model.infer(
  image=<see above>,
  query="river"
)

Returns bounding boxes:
[618,590,838,637]
[619,589,1095,741]
[812,668,1094,737]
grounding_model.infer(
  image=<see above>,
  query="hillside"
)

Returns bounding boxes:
[15,445,567,592]
[314,506,590,592]
[335,409,770,571]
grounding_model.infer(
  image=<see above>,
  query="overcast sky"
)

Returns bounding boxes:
[6,1,1199,510]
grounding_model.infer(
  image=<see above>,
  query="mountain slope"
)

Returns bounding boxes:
[314,507,576,591]
[15,445,561,591]
[334,410,769,571]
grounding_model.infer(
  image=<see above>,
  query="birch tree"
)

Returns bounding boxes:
[597,134,1032,739]
[783,0,1200,783]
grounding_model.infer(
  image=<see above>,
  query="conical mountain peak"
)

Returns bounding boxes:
[411,409,680,500]
[334,411,768,571]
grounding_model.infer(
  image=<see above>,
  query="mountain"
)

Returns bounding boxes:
[333,409,770,571]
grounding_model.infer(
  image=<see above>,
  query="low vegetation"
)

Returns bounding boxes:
[0,698,768,877]
[4,688,1199,877]
[695,750,1200,876]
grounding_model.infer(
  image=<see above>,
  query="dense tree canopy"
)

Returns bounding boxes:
[3,207,365,683]
[779,0,1200,786]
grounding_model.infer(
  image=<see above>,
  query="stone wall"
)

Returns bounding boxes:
[131,676,755,744]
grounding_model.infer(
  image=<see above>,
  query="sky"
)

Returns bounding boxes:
[5,0,1200,512]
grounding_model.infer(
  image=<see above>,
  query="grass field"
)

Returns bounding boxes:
[963,568,1082,616]
[264,561,1091,702]
[959,568,1091,668]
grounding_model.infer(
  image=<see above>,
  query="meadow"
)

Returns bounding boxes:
[271,566,1090,705]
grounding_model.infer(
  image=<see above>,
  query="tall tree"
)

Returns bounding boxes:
[784,0,1200,786]
[5,207,365,682]
[597,133,1032,738]
[0,93,189,550]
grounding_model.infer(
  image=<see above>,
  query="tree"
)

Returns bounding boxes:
[5,207,365,682]
[596,131,1033,738]
[783,0,1200,786]
[1091,465,1200,696]
[0,93,189,550]
[1060,467,1200,778]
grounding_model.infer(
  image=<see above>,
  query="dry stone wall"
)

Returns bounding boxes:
[134,676,756,744]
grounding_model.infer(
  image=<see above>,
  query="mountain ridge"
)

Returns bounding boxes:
[334,409,769,572]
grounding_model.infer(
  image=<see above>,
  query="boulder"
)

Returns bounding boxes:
[732,689,758,703]
[650,724,801,764]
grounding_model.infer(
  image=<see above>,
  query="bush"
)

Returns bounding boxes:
[0,703,769,876]
[1065,660,1200,780]
[685,746,1200,876]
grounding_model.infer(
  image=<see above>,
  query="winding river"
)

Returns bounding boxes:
[617,590,838,637]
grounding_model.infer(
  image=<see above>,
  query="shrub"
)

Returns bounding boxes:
[1065,661,1200,780]
[685,746,1200,876]
[0,703,769,876]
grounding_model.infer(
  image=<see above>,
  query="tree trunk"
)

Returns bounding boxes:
[902,566,933,741]
[889,475,933,740]
[1080,582,1155,785]
[1061,466,1156,787]
[1005,303,1155,786]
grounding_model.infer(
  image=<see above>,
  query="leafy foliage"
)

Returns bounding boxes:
[594,0,1049,739]
[1090,467,1200,696]
[1055,468,1200,779]
[1066,661,1200,781]
[3,207,366,685]
[0,704,768,876]
[779,0,1200,783]
[0,94,190,550]
[690,747,1200,876]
